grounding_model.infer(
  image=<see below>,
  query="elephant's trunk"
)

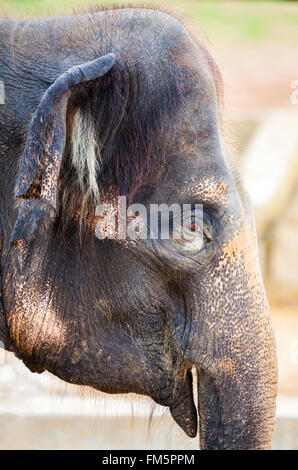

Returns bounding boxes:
[185,225,278,449]
[197,346,277,449]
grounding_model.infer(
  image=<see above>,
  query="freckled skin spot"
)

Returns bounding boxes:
[188,179,229,203]
[0,7,277,449]
[217,181,228,197]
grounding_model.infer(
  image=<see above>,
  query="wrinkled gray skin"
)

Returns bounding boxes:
[0,8,277,449]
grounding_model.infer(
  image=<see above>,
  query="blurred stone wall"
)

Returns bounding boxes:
[230,111,298,304]
[269,186,298,300]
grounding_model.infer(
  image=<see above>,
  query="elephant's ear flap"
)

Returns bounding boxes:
[11,53,116,243]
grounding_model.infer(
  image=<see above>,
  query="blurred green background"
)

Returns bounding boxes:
[1,0,298,44]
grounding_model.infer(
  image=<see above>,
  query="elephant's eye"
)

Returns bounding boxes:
[190,219,202,233]
[179,209,213,253]
[201,211,213,242]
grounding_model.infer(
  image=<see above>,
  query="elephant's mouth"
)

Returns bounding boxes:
[94,365,198,438]
[16,349,199,438]
[168,367,198,438]
[8,304,198,438]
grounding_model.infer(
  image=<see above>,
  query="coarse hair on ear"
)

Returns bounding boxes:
[11,53,115,243]
[71,107,101,203]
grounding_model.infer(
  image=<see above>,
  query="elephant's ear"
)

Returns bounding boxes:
[11,53,115,243]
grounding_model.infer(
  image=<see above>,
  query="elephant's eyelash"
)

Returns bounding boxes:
[202,211,213,242]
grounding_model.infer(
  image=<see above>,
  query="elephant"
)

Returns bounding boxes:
[0,6,277,449]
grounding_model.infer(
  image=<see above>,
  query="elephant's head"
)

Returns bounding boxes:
[4,10,277,449]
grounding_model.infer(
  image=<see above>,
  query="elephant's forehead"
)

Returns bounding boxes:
[188,179,229,202]
[163,150,236,203]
